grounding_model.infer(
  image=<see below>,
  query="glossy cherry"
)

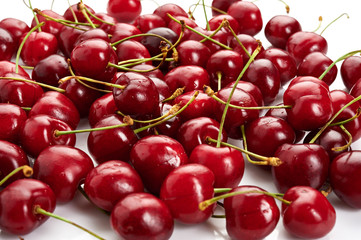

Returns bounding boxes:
[282,186,336,239]
[58,25,88,58]
[74,28,110,46]
[107,0,142,23]
[31,9,65,38]
[176,40,211,68]
[230,33,264,63]
[133,14,166,33]
[109,23,142,43]
[225,80,264,107]
[167,16,198,41]
[111,192,174,240]
[155,102,182,138]
[88,92,118,128]
[0,103,27,143]
[130,135,188,195]
[115,40,151,64]
[63,3,95,23]
[153,3,188,25]
[0,18,29,46]
[160,163,215,224]
[0,27,16,61]
[0,178,56,235]
[140,27,178,57]
[0,60,29,77]
[272,143,329,193]
[33,145,94,203]
[340,55,361,90]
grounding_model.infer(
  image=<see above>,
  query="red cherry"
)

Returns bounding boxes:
[176,40,211,68]
[109,23,142,43]
[0,18,30,46]
[0,103,27,143]
[211,0,240,16]
[133,14,166,33]
[115,40,151,64]
[58,25,88,58]
[282,186,336,239]
[160,163,215,224]
[209,14,240,34]
[0,60,29,78]
[63,3,95,23]
[33,145,94,203]
[111,192,174,240]
[88,92,118,128]
[91,13,117,34]
[107,0,142,23]
[130,135,188,195]
[225,80,264,107]
[153,3,188,25]
[31,10,65,38]
[167,16,198,41]
[74,28,110,46]
[140,27,178,57]
[149,76,171,101]
[0,27,16,61]
[84,160,144,212]
[230,33,265,63]
[0,178,56,235]
[341,55,361,90]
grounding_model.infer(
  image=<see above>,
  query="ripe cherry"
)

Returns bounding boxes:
[133,14,166,33]
[31,10,65,38]
[109,23,142,43]
[211,0,240,16]
[107,0,142,23]
[0,103,27,143]
[0,18,29,46]
[58,25,88,58]
[115,40,151,64]
[74,28,110,46]
[0,27,16,61]
[0,60,29,77]
[230,33,264,63]
[340,55,361,90]
[153,3,188,25]
[88,92,118,128]
[63,3,95,23]
[176,40,211,68]
[225,80,264,107]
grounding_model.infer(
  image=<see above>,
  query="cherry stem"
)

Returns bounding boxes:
[67,0,78,23]
[59,76,126,90]
[15,22,45,74]
[224,19,251,58]
[21,107,32,111]
[312,16,323,33]
[278,0,290,14]
[216,44,261,148]
[20,65,34,70]
[33,205,105,240]
[201,0,210,30]
[188,2,228,17]
[332,125,352,152]
[241,124,256,164]
[0,76,65,93]
[199,190,289,211]
[84,6,114,26]
[134,91,199,134]
[0,165,33,187]
[329,107,361,127]
[320,13,349,36]
[211,214,226,218]
[27,0,42,32]
[78,1,96,28]
[214,188,232,194]
[162,87,185,102]
[207,137,282,166]
[216,72,222,91]
[319,49,361,80]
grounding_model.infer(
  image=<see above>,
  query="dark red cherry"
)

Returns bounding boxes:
[211,0,240,16]
[133,14,166,33]
[155,102,182,138]
[160,163,215,224]
[202,29,231,54]
[298,52,337,85]
[0,178,56,235]
[330,151,361,208]
[129,64,164,79]
[282,186,336,239]
[88,92,118,128]
[31,10,65,38]
[149,77,171,101]
[225,80,264,107]
[58,25,88,58]
[107,0,141,23]
[19,31,58,66]
[176,40,211,68]
[265,15,302,49]
[286,31,328,65]
[272,143,329,193]
[84,160,144,212]
[87,114,138,164]
[74,28,110,46]
[115,40,151,64]
[109,23,142,43]
[341,56,361,90]
[231,33,264,63]
[111,192,174,240]
[0,140,29,187]
[63,3,95,23]
[153,3,188,25]
[0,103,27,143]
[0,27,16,61]
[0,18,29,46]
[167,16,198,41]
[141,27,178,56]
[130,135,188,195]
[227,1,262,36]
[176,117,228,155]
[224,185,280,240]
[189,144,244,188]
[19,115,76,157]
[209,14,240,34]
[33,145,94,203]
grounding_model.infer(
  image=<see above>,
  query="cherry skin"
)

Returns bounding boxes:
[0,140,29,187]
[341,55,361,90]
[211,0,240,16]
[129,64,164,79]
[0,103,27,144]
[28,91,80,130]
[140,27,178,57]
[63,3,95,23]
[31,10,65,38]
[330,151,361,208]
[109,23,142,43]
[264,15,302,49]
[0,18,29,46]
[0,27,16,61]
[0,178,56,235]
[189,144,244,188]
[74,28,110,46]
[107,0,142,23]
[153,3,188,25]
[176,117,228,156]
[111,192,174,240]
[88,92,118,128]
[176,40,211,68]
[84,160,144,212]
[272,143,329,193]
[167,16,198,41]
[87,114,138,164]
[208,14,240,34]
[0,60,29,78]
[225,80,264,107]
[154,102,182,138]
[133,14,166,33]
[19,115,76,158]
[130,135,188,195]
[115,40,151,64]
[148,76,171,101]
[230,33,265,63]
[58,25,88,58]
[160,163,215,224]
[282,186,336,239]
[91,13,117,34]
[227,1,263,36]
[33,145,94,203]
[224,185,280,240]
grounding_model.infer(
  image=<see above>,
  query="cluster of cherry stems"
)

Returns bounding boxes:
[1,0,361,239]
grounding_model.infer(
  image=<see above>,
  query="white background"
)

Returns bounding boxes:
[1,0,361,239]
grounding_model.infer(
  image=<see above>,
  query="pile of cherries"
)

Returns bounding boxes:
[1,0,361,239]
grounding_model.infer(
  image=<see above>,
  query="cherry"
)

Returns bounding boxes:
[0,27,16,61]
[298,52,337,85]
[58,25,89,58]
[224,185,280,240]
[129,64,164,79]
[286,31,328,65]
[340,55,361,90]
[19,31,58,66]
[153,3,188,25]
[227,1,263,36]
[115,40,151,64]
[87,114,138,164]
[0,18,29,46]
[330,151,361,208]
[244,116,295,158]
[107,0,141,23]
[164,65,210,93]
[155,102,182,138]
[110,192,174,240]
[19,115,76,157]
[201,29,231,54]
[0,103,27,143]
[140,26,178,57]
[160,163,215,224]
[206,49,243,90]
[130,134,188,195]
[0,60,29,78]
[109,23,142,43]
[33,145,94,203]
[225,80,264,107]
[282,186,336,239]
[257,47,297,85]
[133,14,166,33]
[0,178,56,235]
[189,144,244,188]
[74,28,110,46]
[91,13,117,34]
[272,143,329,193]
[176,117,228,156]
[211,0,240,16]
[0,140,29,187]
[230,33,264,63]
[31,10,65,38]
[63,3,95,23]
[167,16,198,41]
[84,160,144,212]
[264,15,302,49]
[149,76,171,101]
[88,92,118,128]
[176,40,211,68]
[208,14,240,34]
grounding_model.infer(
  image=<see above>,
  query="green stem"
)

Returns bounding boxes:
[0,76,65,93]
[54,123,130,136]
[34,206,105,240]
[214,188,232,194]
[59,76,125,90]
[79,1,96,29]
[329,107,361,126]
[202,0,210,31]
[225,20,251,58]
[331,125,352,152]
[84,7,114,26]
[312,16,323,33]
[0,165,33,187]
[28,0,41,32]
[320,13,349,36]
